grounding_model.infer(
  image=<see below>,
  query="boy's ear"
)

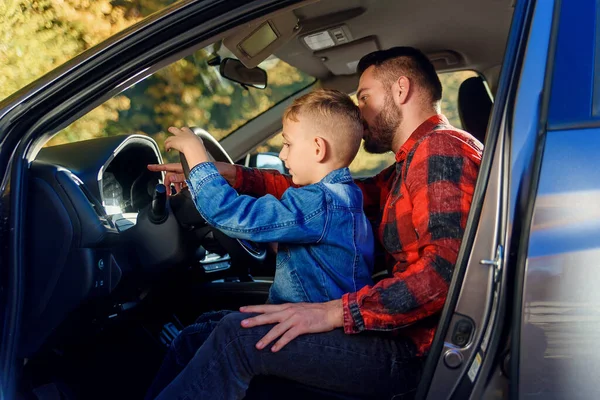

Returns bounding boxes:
[313,136,327,162]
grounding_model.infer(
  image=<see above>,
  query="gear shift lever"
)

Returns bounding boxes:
[149,183,168,223]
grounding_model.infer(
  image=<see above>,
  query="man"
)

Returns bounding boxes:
[147,46,483,399]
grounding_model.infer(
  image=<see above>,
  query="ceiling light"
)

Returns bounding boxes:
[303,32,335,51]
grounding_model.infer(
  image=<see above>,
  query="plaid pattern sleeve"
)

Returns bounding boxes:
[233,165,296,199]
[342,115,482,355]
[354,165,396,227]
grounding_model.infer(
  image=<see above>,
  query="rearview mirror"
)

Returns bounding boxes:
[219,58,267,89]
[248,152,287,174]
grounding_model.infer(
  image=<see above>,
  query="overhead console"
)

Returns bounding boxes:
[267,3,467,81]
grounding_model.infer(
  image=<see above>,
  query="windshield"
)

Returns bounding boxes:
[47,43,316,162]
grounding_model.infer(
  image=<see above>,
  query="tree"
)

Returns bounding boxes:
[1,2,477,175]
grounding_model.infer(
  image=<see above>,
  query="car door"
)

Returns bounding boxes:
[414,0,558,398]
[514,0,600,398]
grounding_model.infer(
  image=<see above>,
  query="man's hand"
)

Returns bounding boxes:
[147,163,186,193]
[148,160,238,194]
[239,299,344,352]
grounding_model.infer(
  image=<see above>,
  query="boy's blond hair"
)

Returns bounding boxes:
[283,89,363,165]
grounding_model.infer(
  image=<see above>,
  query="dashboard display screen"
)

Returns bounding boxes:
[102,172,124,215]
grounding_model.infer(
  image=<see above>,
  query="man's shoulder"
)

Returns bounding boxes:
[411,125,483,161]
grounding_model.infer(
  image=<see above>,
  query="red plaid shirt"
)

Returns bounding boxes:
[233,115,482,355]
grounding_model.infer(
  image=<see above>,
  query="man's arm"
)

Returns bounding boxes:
[342,133,481,333]
[187,162,327,243]
[232,165,295,199]
[148,162,295,198]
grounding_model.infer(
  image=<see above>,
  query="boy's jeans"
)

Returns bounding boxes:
[146,311,423,400]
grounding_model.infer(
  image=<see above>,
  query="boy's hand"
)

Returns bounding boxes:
[165,126,210,169]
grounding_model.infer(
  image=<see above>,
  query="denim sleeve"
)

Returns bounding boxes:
[186,162,328,243]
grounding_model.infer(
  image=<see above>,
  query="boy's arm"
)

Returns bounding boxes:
[188,162,328,243]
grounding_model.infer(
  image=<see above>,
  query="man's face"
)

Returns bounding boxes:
[357,66,402,154]
[278,117,315,185]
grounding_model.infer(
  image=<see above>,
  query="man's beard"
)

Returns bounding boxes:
[363,91,402,154]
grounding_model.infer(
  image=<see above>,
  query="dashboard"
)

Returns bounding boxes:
[22,135,165,357]
[21,133,264,358]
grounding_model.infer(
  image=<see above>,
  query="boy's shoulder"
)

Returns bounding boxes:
[280,179,361,207]
[281,181,328,201]
[317,179,363,210]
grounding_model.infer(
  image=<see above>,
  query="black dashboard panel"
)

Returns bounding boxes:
[37,135,163,213]
[22,135,163,357]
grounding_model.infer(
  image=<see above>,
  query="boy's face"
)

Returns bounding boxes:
[279,117,316,185]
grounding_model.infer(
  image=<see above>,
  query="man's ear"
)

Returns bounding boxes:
[392,76,411,107]
[314,136,327,162]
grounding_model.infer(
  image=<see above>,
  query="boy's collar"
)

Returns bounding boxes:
[320,167,353,184]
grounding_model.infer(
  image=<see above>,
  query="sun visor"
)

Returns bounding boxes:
[223,11,302,69]
[314,36,379,75]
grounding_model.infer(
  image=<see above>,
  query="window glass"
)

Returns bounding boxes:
[1,0,180,102]
[254,70,480,178]
[46,44,316,163]
[548,0,600,125]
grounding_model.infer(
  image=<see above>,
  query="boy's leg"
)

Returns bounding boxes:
[144,310,233,400]
[155,312,423,400]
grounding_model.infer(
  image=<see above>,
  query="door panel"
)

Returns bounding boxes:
[519,0,600,398]
[417,0,549,398]
[520,128,600,399]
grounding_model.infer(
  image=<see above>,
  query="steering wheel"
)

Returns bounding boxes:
[174,128,267,266]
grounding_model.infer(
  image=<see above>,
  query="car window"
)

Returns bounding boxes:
[253,70,480,178]
[548,0,600,126]
[45,43,316,163]
[0,0,181,102]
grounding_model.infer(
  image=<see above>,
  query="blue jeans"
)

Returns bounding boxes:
[146,311,422,400]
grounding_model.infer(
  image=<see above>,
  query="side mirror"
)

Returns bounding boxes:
[219,58,267,89]
[248,152,287,174]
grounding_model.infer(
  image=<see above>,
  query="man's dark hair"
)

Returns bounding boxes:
[357,46,442,103]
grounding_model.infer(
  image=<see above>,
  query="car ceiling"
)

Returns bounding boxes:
[276,0,515,83]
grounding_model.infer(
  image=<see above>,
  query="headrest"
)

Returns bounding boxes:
[458,76,493,144]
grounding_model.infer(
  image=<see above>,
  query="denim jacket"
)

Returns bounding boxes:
[187,162,374,304]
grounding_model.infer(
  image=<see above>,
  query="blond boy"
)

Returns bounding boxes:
[165,89,374,303]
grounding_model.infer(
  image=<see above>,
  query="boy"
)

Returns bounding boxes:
[164,89,374,304]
